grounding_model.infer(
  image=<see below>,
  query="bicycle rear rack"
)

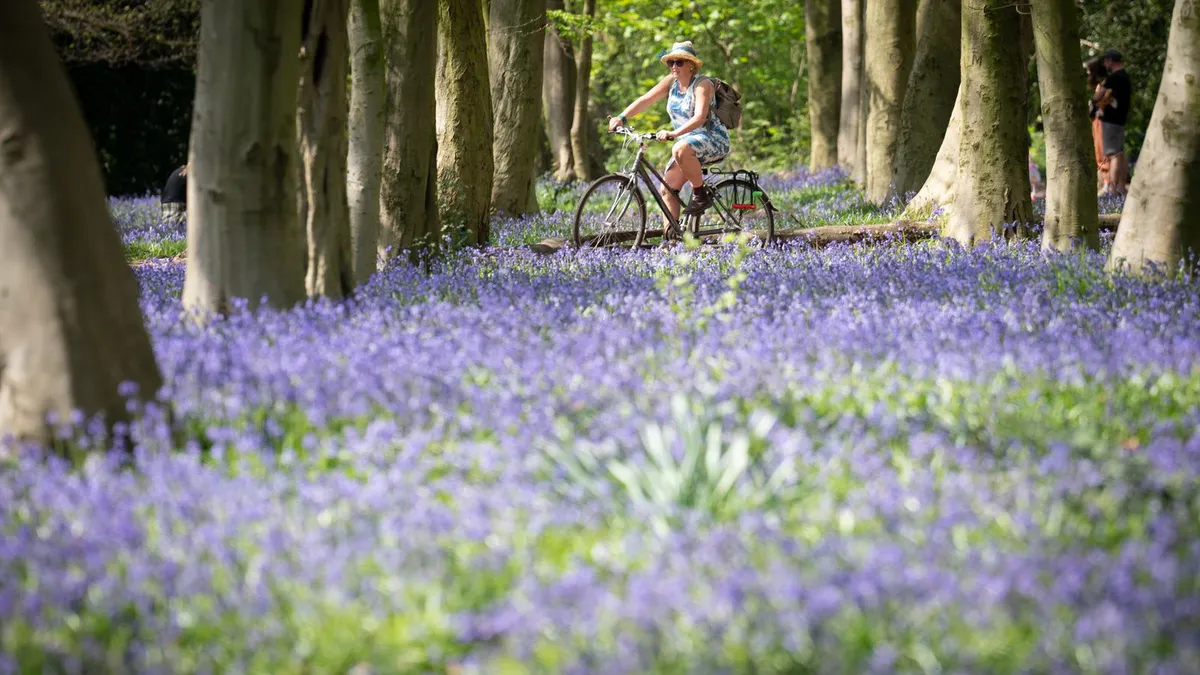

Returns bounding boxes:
[719,169,764,211]
[698,166,774,214]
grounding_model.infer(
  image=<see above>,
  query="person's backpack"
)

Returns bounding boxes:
[709,77,742,129]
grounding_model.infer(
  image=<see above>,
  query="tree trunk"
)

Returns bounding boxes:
[569,0,597,181]
[183,0,305,314]
[863,0,917,202]
[856,77,868,185]
[903,83,961,218]
[489,0,546,216]
[806,0,842,171]
[436,0,495,247]
[379,0,439,254]
[1032,0,1099,252]
[347,0,385,282]
[298,0,353,300]
[837,0,864,177]
[542,0,575,181]
[0,0,163,447]
[1106,0,1200,275]
[949,0,1032,246]
[889,0,960,202]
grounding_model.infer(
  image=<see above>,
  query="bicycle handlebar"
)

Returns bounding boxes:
[607,125,666,142]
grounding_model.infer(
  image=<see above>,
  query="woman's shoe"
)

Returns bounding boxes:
[683,186,715,216]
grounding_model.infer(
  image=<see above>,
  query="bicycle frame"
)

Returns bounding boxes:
[599,127,773,244]
[614,136,686,232]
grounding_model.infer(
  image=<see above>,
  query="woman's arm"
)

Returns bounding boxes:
[665,79,715,138]
[613,75,674,123]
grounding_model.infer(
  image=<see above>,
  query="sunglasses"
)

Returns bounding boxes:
[666,59,690,67]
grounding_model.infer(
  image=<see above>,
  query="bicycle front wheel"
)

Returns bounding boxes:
[691,177,775,244]
[572,174,648,249]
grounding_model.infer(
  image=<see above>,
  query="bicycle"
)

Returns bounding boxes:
[572,126,776,249]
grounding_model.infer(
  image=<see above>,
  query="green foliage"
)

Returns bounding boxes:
[40,0,200,68]
[1027,124,1047,179]
[125,239,187,261]
[546,8,602,43]
[589,0,808,170]
[41,1,197,195]
[534,177,584,215]
[1078,0,1173,162]
[544,394,796,532]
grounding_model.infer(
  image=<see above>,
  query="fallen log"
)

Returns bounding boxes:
[529,214,1122,254]
[775,220,940,247]
[128,214,1126,262]
[529,237,572,254]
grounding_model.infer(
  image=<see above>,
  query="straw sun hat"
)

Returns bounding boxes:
[659,41,703,69]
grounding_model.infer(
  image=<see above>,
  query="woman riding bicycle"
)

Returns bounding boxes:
[607,41,730,235]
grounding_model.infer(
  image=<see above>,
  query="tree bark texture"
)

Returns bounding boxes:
[904,84,962,218]
[542,0,576,181]
[889,0,960,202]
[949,0,1033,246]
[856,72,868,186]
[569,0,597,181]
[0,0,162,446]
[298,0,354,300]
[1107,0,1200,274]
[837,0,864,179]
[184,0,306,314]
[489,0,546,216]
[806,0,842,171]
[436,0,495,247]
[864,0,918,203]
[380,0,439,253]
[347,0,386,282]
[1031,0,1099,252]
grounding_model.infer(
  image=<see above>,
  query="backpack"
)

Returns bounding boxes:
[709,77,742,129]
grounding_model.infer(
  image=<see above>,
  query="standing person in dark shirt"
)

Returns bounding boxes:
[1085,58,1111,193]
[161,163,188,224]
[1094,49,1131,195]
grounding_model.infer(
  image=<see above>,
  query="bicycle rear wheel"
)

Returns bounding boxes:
[572,174,647,248]
[690,177,775,244]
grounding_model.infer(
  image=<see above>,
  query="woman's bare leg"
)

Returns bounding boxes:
[671,141,704,189]
[659,142,706,235]
[660,162,686,234]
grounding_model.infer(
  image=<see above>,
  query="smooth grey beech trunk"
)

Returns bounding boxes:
[436,0,495,247]
[298,0,354,299]
[863,0,917,203]
[489,0,546,216]
[1107,0,1200,274]
[0,0,162,446]
[838,0,864,180]
[949,0,1032,246]
[184,0,306,314]
[542,0,576,181]
[379,0,439,254]
[903,84,962,219]
[1032,0,1099,251]
[889,0,960,202]
[806,0,842,171]
[347,0,386,282]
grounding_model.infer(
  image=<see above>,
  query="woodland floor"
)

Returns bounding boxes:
[115,168,1129,264]
[4,169,1193,674]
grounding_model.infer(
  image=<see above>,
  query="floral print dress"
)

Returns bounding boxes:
[666,75,730,167]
